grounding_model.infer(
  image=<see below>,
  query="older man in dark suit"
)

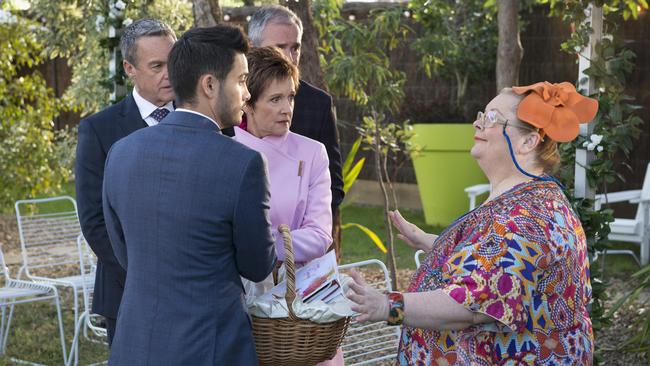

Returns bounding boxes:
[102,25,276,365]
[75,18,176,344]
[248,5,345,218]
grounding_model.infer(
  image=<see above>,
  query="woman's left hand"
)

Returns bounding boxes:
[346,270,389,323]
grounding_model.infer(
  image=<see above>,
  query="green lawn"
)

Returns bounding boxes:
[340,204,444,269]
[592,241,645,279]
[14,181,77,216]
[0,299,107,365]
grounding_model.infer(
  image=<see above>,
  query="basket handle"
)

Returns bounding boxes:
[278,224,299,320]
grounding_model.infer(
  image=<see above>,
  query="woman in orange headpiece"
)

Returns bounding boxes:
[347,82,598,365]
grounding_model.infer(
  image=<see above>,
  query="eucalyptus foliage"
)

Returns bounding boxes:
[29,0,192,115]
[408,0,498,115]
[0,1,192,212]
[0,7,74,211]
[314,1,418,286]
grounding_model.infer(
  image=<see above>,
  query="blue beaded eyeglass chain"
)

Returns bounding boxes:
[441,121,565,236]
[501,122,565,190]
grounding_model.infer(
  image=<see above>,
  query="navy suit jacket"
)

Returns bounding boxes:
[102,111,276,365]
[292,80,344,213]
[75,94,146,319]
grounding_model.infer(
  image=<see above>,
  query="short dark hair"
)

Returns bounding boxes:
[168,25,250,105]
[246,47,299,106]
[120,19,176,66]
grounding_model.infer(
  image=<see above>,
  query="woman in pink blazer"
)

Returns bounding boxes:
[234,47,341,365]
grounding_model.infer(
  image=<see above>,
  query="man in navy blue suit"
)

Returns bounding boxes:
[102,25,277,365]
[75,18,176,345]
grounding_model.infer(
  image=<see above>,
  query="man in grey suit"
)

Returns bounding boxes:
[102,25,277,365]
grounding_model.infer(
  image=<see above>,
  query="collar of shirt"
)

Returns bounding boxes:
[132,87,174,126]
[174,108,223,131]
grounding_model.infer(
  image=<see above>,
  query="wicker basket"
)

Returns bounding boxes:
[251,224,350,366]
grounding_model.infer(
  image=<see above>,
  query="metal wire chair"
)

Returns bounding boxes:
[0,243,67,365]
[15,196,96,365]
[414,250,425,269]
[66,234,106,366]
[339,259,401,365]
[14,196,93,327]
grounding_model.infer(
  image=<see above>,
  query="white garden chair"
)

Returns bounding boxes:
[414,250,425,269]
[66,234,106,366]
[0,243,67,365]
[465,183,490,210]
[594,162,650,266]
[465,164,650,266]
[339,259,401,365]
[14,196,94,345]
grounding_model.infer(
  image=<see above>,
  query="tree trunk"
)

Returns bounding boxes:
[192,0,222,27]
[281,0,327,90]
[496,0,523,92]
[372,109,398,289]
[455,71,468,109]
[331,210,342,263]
[452,70,469,114]
[383,152,398,211]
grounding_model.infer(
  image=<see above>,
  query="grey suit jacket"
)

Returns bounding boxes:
[103,111,276,365]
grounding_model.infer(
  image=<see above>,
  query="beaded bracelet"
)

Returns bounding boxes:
[387,292,405,326]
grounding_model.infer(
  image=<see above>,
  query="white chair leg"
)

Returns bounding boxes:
[0,305,6,355]
[639,204,650,266]
[1,303,16,353]
[642,233,649,266]
[16,266,26,280]
[51,289,68,366]
[65,313,85,366]
[66,311,87,366]
[82,313,90,341]
[469,195,476,210]
[72,286,80,365]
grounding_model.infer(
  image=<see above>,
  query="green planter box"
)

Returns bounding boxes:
[410,123,487,226]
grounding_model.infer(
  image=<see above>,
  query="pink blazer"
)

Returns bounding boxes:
[234,128,333,264]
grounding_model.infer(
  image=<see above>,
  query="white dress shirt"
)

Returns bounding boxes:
[132,87,174,126]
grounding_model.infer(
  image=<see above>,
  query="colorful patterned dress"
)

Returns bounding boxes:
[398,179,593,365]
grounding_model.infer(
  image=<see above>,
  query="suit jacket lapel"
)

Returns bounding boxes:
[118,94,147,136]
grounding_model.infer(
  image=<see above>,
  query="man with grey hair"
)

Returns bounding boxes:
[248,5,345,226]
[75,18,176,345]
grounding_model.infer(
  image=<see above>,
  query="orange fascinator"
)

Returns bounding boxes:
[512,81,598,142]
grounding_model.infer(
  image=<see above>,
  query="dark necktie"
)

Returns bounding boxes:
[150,108,170,122]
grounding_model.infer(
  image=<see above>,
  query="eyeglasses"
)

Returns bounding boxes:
[475,110,539,131]
[476,110,507,129]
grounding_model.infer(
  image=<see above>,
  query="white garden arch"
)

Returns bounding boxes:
[576,4,603,200]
